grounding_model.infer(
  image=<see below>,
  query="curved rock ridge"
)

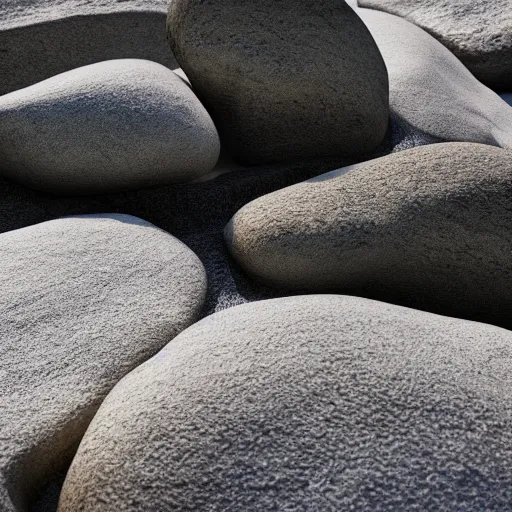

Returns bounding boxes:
[167,0,389,165]
[357,0,512,90]
[353,8,512,150]
[226,143,512,329]
[0,214,206,512]
[0,0,177,95]
[0,60,220,195]
[58,295,512,511]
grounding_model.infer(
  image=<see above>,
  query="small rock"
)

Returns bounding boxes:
[58,295,512,511]
[0,0,177,95]
[226,143,512,329]
[0,60,220,194]
[0,214,206,511]
[358,0,512,90]
[167,0,389,165]
[355,8,512,149]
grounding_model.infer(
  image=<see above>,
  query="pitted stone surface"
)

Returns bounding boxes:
[59,295,512,511]
[0,214,206,512]
[226,143,512,329]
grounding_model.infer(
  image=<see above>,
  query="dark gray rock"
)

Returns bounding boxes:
[358,0,512,90]
[0,60,220,194]
[354,8,512,149]
[167,0,389,165]
[58,295,512,511]
[0,214,206,512]
[226,143,512,329]
[0,0,177,95]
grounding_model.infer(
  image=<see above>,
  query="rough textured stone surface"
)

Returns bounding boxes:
[226,143,512,329]
[59,295,512,511]
[358,0,512,90]
[0,59,220,194]
[0,214,206,512]
[167,0,389,165]
[0,0,177,95]
[354,8,512,150]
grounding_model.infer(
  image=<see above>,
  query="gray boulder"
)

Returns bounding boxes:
[358,0,512,90]
[355,8,512,149]
[58,295,512,511]
[0,214,206,512]
[167,0,389,165]
[226,143,512,329]
[0,0,177,95]
[0,59,220,194]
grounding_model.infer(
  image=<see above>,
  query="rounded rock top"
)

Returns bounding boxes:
[0,213,207,511]
[167,0,389,165]
[225,142,512,329]
[0,59,220,195]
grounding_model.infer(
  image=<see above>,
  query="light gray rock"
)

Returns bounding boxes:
[358,0,512,90]
[58,295,512,511]
[0,214,206,512]
[167,0,389,165]
[0,59,220,194]
[0,0,177,95]
[354,8,512,150]
[226,143,512,329]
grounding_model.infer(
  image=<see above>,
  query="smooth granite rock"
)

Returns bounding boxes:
[0,214,206,512]
[226,143,512,329]
[0,59,220,194]
[58,295,512,511]
[0,0,177,95]
[358,0,512,90]
[354,8,512,150]
[167,0,389,165]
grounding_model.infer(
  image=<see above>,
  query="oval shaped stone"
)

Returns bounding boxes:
[0,214,206,511]
[167,0,389,165]
[0,59,220,194]
[226,142,512,329]
[58,295,512,511]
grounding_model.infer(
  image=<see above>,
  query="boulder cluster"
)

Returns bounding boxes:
[0,1,511,511]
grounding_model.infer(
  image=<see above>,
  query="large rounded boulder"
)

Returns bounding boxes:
[0,214,206,512]
[58,295,512,511]
[358,0,512,90]
[0,59,220,194]
[167,0,389,165]
[226,143,512,329]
